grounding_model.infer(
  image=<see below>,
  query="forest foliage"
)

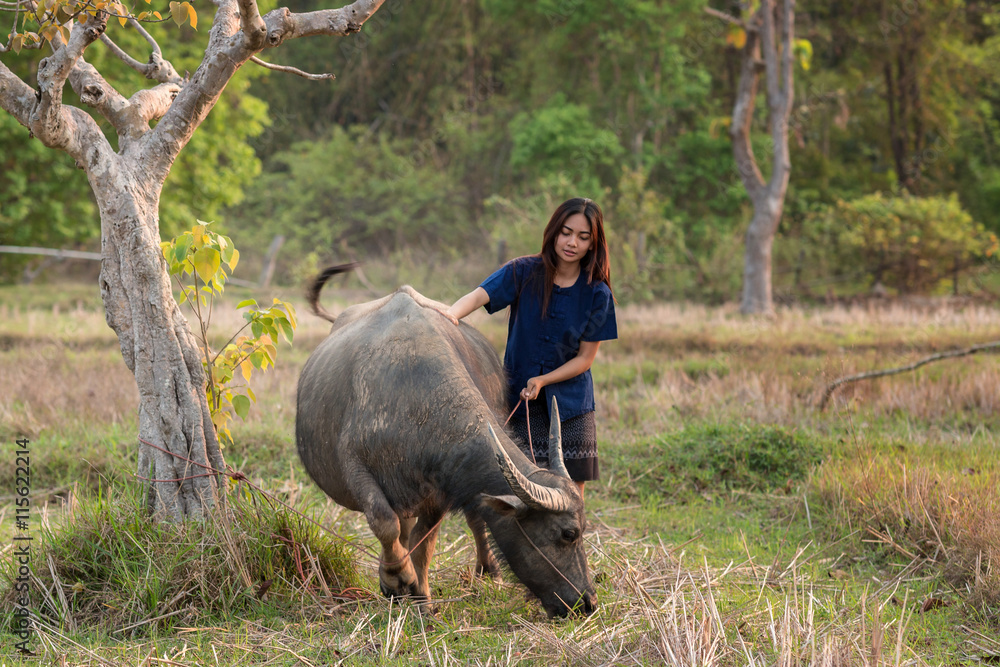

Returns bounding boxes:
[4,0,1000,300]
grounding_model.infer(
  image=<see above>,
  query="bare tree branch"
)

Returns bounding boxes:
[99,32,146,70]
[69,56,132,126]
[66,55,180,141]
[27,13,176,144]
[250,55,334,80]
[262,0,386,47]
[31,13,111,150]
[0,10,118,167]
[31,14,140,142]
[780,0,795,116]
[130,15,163,57]
[99,20,182,83]
[730,10,766,203]
[238,0,267,49]
[703,6,743,27]
[760,0,780,114]
[0,58,38,124]
[141,0,241,181]
[130,82,181,123]
[145,0,385,183]
[3,53,115,178]
[767,0,794,194]
[818,341,1000,410]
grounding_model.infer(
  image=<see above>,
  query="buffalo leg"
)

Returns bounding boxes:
[362,486,419,598]
[464,511,501,579]
[398,516,416,549]
[408,511,444,600]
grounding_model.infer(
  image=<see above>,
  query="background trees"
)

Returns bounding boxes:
[5,0,1000,301]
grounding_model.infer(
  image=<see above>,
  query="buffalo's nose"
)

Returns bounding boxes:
[581,592,597,615]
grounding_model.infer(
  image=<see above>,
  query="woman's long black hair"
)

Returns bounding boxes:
[536,197,612,316]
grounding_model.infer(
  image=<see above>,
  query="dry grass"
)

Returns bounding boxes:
[592,299,1000,436]
[0,294,330,440]
[0,343,137,438]
[594,360,1000,441]
[812,453,1000,611]
[4,288,998,439]
[615,299,1000,333]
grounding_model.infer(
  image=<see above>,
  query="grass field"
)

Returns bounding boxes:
[0,281,998,665]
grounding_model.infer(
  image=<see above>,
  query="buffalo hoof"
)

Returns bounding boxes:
[379,558,418,600]
[475,561,503,582]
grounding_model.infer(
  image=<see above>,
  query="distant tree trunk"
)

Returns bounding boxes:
[259,235,287,288]
[725,0,795,315]
[742,201,784,312]
[883,34,924,192]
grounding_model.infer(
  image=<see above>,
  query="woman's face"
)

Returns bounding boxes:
[554,213,593,268]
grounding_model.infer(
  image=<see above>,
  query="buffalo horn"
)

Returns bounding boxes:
[547,397,571,479]
[488,424,573,513]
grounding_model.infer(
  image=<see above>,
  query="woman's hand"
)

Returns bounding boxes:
[519,342,602,401]
[520,376,546,401]
[444,287,489,326]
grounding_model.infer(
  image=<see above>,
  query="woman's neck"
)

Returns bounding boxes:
[553,261,581,288]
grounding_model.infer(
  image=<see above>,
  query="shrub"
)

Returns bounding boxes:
[825,193,998,294]
[608,166,688,303]
[232,125,468,273]
[612,423,824,501]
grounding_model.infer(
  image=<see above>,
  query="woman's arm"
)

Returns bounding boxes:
[443,287,490,325]
[520,341,602,401]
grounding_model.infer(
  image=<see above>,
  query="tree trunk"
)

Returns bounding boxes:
[258,235,287,288]
[724,0,795,315]
[96,171,224,519]
[741,199,782,313]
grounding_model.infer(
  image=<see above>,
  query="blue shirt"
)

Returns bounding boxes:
[480,256,617,421]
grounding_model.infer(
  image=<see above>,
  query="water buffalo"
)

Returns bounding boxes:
[295,266,596,617]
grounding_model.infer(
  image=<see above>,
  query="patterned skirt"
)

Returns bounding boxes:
[506,399,599,482]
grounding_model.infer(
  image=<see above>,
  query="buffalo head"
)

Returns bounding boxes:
[480,399,597,617]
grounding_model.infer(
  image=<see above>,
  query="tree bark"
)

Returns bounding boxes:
[741,200,782,313]
[94,169,224,519]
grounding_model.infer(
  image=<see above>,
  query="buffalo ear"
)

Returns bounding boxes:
[481,494,528,517]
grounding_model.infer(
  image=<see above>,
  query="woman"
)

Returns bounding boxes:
[445,197,617,497]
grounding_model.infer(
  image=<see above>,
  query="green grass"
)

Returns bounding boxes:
[606,422,825,502]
